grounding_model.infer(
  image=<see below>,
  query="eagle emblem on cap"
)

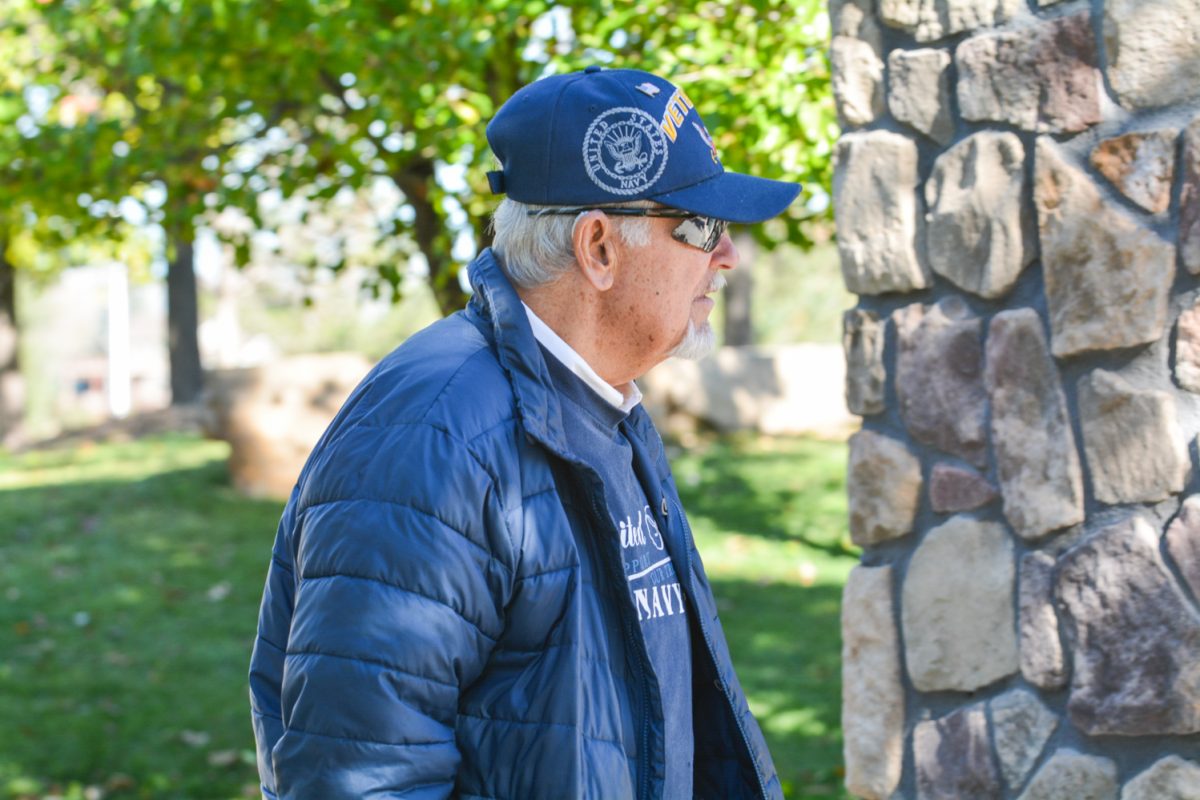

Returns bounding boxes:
[606,128,650,174]
[583,107,669,195]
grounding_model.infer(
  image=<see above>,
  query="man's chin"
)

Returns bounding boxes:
[669,321,717,360]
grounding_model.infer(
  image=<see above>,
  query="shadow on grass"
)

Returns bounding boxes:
[673,438,855,559]
[0,458,283,798]
[711,576,848,800]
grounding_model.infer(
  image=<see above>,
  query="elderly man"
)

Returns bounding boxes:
[250,66,799,799]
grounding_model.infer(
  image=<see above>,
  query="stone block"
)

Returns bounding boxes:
[834,131,930,295]
[843,309,886,416]
[1017,750,1117,800]
[984,309,1084,540]
[1058,516,1200,736]
[847,429,922,546]
[1091,129,1179,215]
[1103,0,1200,110]
[832,36,884,126]
[1183,117,1200,275]
[1018,551,1066,689]
[887,48,954,145]
[957,13,1101,134]
[1035,137,1175,358]
[1165,495,1200,603]
[880,0,1020,43]
[902,516,1018,692]
[203,353,372,499]
[989,689,1058,793]
[929,462,996,513]
[1121,756,1200,800]
[925,132,1033,299]
[913,704,1000,800]
[842,565,904,800]
[1078,369,1188,505]
[895,300,988,466]
[831,0,883,45]
[1175,299,1200,393]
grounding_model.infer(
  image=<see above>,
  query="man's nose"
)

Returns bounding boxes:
[712,231,740,271]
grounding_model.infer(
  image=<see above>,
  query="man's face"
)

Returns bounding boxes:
[610,214,738,367]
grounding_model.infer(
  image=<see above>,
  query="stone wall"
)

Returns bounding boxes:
[832,0,1200,797]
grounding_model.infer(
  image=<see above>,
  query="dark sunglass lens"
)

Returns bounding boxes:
[671,217,707,250]
[704,219,727,252]
[669,215,728,252]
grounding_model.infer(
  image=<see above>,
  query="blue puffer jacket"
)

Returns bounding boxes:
[249,248,782,799]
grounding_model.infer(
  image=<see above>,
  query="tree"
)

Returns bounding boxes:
[23,0,305,404]
[215,0,837,315]
[0,2,114,439]
[0,4,46,442]
[724,233,757,346]
[19,0,836,369]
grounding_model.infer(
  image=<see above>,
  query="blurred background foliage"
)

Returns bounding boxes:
[0,0,836,413]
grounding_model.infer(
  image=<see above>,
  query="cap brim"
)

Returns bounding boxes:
[649,170,801,224]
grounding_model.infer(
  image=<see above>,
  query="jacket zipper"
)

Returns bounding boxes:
[669,491,770,800]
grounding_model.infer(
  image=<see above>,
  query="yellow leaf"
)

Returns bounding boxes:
[448,98,481,126]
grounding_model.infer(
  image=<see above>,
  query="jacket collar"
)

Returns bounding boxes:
[467,248,572,458]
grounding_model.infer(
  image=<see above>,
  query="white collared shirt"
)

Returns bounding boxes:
[522,302,643,414]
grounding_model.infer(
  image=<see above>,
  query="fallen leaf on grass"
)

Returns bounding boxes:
[103,650,130,667]
[104,774,135,792]
[160,587,185,603]
[180,729,210,748]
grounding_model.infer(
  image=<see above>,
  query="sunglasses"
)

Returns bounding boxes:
[527,206,729,253]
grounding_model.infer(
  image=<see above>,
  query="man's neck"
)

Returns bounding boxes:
[517,279,647,389]
[522,301,642,412]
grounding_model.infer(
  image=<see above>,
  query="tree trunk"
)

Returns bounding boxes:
[397,163,470,317]
[0,241,23,443]
[167,229,204,405]
[427,246,470,317]
[724,233,756,346]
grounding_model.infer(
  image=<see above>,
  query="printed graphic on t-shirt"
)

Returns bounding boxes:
[619,505,685,623]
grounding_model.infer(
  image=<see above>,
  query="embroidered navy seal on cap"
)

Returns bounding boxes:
[582,107,669,195]
[485,67,801,224]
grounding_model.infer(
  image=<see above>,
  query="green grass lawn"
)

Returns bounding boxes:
[671,436,855,799]
[0,433,853,800]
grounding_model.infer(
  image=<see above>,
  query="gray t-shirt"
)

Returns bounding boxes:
[543,348,694,799]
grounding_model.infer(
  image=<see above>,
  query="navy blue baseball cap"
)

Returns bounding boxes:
[485,66,801,224]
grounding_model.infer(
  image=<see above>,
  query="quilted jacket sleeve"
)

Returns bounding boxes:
[250,421,516,799]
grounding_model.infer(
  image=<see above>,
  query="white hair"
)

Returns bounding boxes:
[668,272,726,360]
[669,320,717,360]
[491,198,653,288]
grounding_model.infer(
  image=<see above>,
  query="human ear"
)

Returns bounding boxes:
[572,210,617,292]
